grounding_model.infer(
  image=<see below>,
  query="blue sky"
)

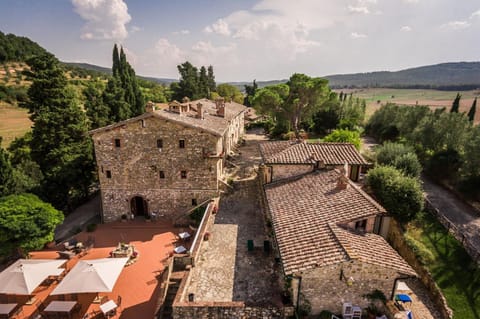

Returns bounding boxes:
[1,0,479,81]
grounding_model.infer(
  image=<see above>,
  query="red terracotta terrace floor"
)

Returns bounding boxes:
[18,218,189,319]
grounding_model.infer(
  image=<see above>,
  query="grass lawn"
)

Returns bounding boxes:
[0,102,32,147]
[407,212,480,319]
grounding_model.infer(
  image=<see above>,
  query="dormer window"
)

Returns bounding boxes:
[355,219,367,231]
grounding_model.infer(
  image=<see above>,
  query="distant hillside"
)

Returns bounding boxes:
[63,62,177,84]
[0,31,47,63]
[324,62,480,90]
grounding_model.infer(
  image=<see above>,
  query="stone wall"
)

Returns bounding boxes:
[173,302,285,319]
[92,116,223,221]
[387,219,453,319]
[299,261,401,315]
[269,164,314,182]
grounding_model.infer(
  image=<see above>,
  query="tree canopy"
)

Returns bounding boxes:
[0,31,47,63]
[0,193,63,255]
[172,61,216,101]
[213,83,244,104]
[323,129,361,150]
[25,52,94,210]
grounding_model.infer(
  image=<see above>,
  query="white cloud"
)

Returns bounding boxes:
[348,6,370,14]
[204,19,231,36]
[400,25,412,32]
[72,0,131,40]
[471,10,480,19]
[403,0,419,3]
[443,20,471,30]
[173,30,190,35]
[130,26,142,34]
[351,32,367,38]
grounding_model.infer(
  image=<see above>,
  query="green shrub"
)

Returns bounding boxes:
[323,129,361,150]
[318,310,334,319]
[366,166,424,222]
[394,152,422,178]
[376,142,414,165]
[404,233,435,265]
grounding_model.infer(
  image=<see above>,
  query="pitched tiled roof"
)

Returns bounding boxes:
[265,170,386,275]
[259,141,369,165]
[329,224,416,276]
[90,98,246,137]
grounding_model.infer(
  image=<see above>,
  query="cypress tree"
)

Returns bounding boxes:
[450,93,461,113]
[112,44,120,77]
[198,66,209,98]
[103,77,131,122]
[468,97,477,122]
[84,80,111,129]
[207,65,216,92]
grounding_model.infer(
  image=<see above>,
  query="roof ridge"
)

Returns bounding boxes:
[328,223,357,260]
[344,175,387,213]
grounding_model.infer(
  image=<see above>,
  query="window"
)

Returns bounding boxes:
[157,139,163,148]
[179,139,185,148]
[192,199,197,206]
[141,119,146,128]
[114,139,121,148]
[355,219,367,231]
[181,170,187,179]
[159,171,165,179]
[101,166,104,173]
[106,170,112,179]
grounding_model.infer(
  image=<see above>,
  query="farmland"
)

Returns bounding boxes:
[0,101,31,147]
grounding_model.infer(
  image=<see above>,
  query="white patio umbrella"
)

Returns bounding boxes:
[50,258,128,295]
[0,259,66,295]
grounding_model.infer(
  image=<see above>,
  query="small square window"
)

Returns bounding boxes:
[355,219,367,231]
[157,139,163,148]
[179,139,185,148]
[114,139,121,148]
[192,199,197,206]
[181,170,187,179]
[159,171,165,179]
[106,170,112,179]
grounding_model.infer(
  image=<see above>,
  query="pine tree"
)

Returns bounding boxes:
[450,93,461,113]
[174,61,200,100]
[25,53,94,210]
[468,97,477,122]
[244,80,258,106]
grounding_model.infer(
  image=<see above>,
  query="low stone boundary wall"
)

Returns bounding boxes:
[172,301,286,319]
[388,219,453,319]
[424,198,480,264]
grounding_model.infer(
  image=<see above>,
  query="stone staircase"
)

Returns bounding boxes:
[158,273,183,319]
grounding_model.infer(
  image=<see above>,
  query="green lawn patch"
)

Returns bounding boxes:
[407,212,480,319]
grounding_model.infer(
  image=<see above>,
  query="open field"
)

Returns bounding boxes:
[0,102,31,147]
[335,88,480,121]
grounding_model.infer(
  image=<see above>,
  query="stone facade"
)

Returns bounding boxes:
[297,261,402,315]
[90,100,245,222]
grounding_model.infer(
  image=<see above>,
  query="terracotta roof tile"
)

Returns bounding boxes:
[265,170,385,275]
[90,98,246,137]
[259,141,369,165]
[330,224,416,276]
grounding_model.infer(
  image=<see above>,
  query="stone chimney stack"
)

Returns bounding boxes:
[146,101,155,113]
[215,97,226,118]
[196,102,204,119]
[337,163,349,190]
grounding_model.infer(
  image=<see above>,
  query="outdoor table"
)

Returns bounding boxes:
[100,300,118,317]
[174,245,187,254]
[179,232,190,240]
[44,300,77,319]
[0,303,18,318]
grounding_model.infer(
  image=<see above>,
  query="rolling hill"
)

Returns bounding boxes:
[324,62,480,90]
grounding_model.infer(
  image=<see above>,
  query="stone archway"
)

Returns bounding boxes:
[130,196,148,217]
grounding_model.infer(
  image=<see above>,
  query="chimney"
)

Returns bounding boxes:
[337,174,349,190]
[215,97,226,117]
[315,160,325,170]
[196,103,204,119]
[146,101,155,113]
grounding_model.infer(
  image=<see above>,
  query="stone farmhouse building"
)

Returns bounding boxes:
[259,141,370,183]
[259,143,416,315]
[90,98,246,222]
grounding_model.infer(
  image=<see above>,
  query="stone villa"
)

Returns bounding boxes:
[90,98,246,222]
[259,142,416,315]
